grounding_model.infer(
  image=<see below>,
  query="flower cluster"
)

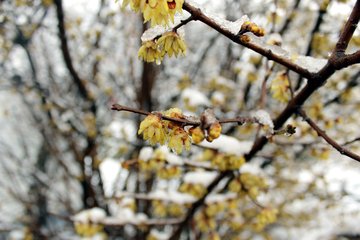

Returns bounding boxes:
[253,208,278,231]
[138,108,222,154]
[138,114,167,145]
[138,31,186,64]
[211,153,246,171]
[229,173,268,199]
[121,0,184,26]
[179,182,207,197]
[270,71,290,103]
[73,208,107,238]
[152,200,185,217]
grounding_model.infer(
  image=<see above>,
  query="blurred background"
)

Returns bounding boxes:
[0,0,360,239]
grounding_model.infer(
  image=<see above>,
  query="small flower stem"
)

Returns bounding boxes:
[173,15,196,32]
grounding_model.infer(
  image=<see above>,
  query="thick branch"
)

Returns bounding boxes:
[298,109,360,163]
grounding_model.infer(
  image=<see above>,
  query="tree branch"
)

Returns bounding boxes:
[334,0,360,55]
[182,2,314,79]
[54,0,90,100]
[298,109,360,163]
[167,2,360,239]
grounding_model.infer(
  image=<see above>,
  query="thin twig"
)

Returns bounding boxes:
[298,109,360,163]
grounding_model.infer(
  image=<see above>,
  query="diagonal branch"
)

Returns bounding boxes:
[182,2,314,79]
[298,109,360,163]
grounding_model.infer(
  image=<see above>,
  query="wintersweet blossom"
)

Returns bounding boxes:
[270,71,290,103]
[138,114,167,145]
[168,127,191,154]
[157,31,186,57]
[138,40,163,64]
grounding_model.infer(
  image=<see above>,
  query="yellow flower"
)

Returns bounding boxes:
[138,114,167,145]
[138,40,163,64]
[163,107,185,130]
[167,0,184,19]
[164,107,183,118]
[189,127,205,144]
[270,71,290,103]
[168,127,191,154]
[206,122,222,142]
[157,31,186,57]
[121,0,141,11]
[143,0,169,26]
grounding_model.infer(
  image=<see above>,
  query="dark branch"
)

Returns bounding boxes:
[54,0,90,100]
[182,2,314,80]
[167,2,360,238]
[298,109,360,163]
[333,0,360,55]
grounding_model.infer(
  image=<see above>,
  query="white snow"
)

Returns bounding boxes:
[211,91,225,105]
[199,135,253,156]
[183,171,218,186]
[73,208,106,223]
[294,56,328,73]
[251,109,274,130]
[141,25,166,42]
[205,192,237,204]
[166,152,184,165]
[99,158,122,196]
[108,120,137,141]
[149,189,196,204]
[138,147,154,162]
[181,88,210,107]
[103,211,149,225]
[149,229,171,240]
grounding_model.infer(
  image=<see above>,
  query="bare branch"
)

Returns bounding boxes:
[333,0,360,54]
[54,0,90,100]
[298,109,360,163]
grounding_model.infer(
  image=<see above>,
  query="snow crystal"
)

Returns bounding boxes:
[199,135,253,156]
[251,109,274,129]
[166,152,183,165]
[266,33,283,46]
[211,91,225,104]
[139,147,154,162]
[206,193,237,204]
[114,208,134,220]
[183,171,218,186]
[247,33,290,58]
[104,211,148,225]
[108,120,136,140]
[89,208,107,222]
[73,207,106,223]
[206,13,249,35]
[294,55,327,73]
[181,88,210,107]
[149,229,171,240]
[149,189,196,204]
[9,230,25,240]
[99,158,122,196]
[141,25,166,42]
